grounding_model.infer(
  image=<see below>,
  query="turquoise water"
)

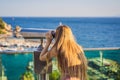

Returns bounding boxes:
[1,50,120,80]
[1,54,33,80]
[85,50,120,63]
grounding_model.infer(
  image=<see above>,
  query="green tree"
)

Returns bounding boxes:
[0,18,5,29]
[20,71,34,80]
[49,70,60,80]
[0,18,6,34]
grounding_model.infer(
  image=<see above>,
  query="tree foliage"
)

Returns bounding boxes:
[0,18,5,29]
[0,18,6,34]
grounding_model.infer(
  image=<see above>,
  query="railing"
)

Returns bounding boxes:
[1,48,120,80]
[0,28,120,80]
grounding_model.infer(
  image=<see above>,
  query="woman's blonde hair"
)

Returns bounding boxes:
[53,25,87,80]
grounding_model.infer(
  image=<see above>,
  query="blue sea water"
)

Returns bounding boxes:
[1,17,120,80]
[2,17,120,48]
[1,54,33,80]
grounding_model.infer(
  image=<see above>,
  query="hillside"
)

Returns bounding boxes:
[0,18,12,37]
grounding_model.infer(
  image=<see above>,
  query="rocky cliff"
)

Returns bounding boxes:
[0,18,12,36]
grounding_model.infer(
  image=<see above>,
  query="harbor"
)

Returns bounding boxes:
[0,37,39,54]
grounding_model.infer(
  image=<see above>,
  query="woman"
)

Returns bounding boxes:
[40,25,87,80]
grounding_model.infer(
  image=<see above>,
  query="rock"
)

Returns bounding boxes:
[14,26,21,32]
[13,26,22,38]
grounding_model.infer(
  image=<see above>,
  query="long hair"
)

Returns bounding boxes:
[53,25,87,80]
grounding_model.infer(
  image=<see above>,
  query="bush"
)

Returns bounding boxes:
[0,18,5,29]
[19,71,34,80]
[0,29,5,34]
[49,70,60,80]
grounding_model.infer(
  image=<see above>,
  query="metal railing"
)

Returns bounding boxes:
[1,48,120,80]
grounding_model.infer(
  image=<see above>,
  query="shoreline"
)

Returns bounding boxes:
[0,37,41,54]
[0,36,120,54]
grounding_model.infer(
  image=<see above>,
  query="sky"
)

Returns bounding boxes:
[0,0,120,17]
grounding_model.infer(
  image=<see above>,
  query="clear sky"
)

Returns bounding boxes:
[0,0,120,17]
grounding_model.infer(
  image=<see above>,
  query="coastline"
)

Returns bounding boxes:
[0,37,41,54]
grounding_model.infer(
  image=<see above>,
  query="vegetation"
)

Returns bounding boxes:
[19,61,35,80]
[49,58,120,80]
[0,18,6,34]
[19,71,34,80]
[0,18,5,29]
[87,58,120,80]
[49,70,60,80]
[0,29,6,34]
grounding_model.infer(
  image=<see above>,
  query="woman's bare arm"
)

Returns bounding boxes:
[39,41,51,61]
[39,31,56,61]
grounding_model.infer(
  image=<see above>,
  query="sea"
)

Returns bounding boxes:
[2,17,120,48]
[1,17,120,80]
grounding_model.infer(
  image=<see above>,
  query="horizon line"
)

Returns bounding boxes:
[1,16,120,18]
